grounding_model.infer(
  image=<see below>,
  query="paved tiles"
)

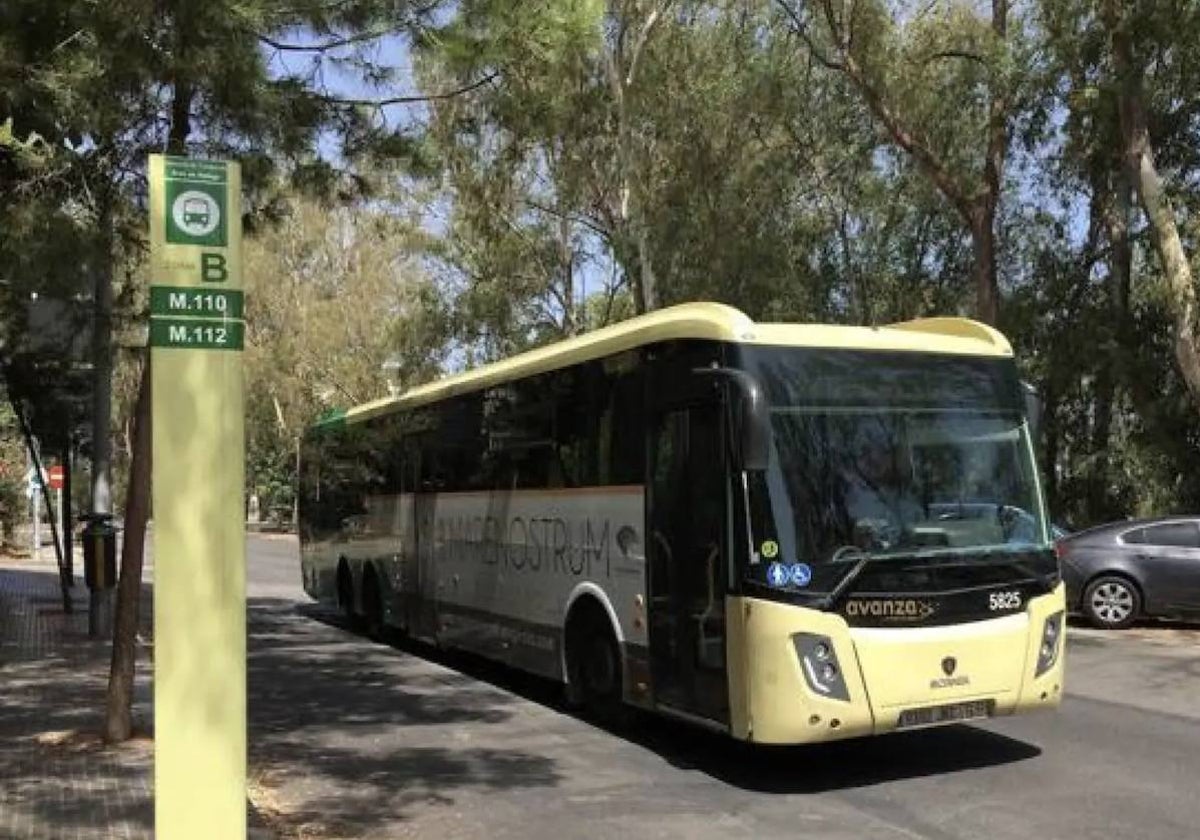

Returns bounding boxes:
[0,561,154,840]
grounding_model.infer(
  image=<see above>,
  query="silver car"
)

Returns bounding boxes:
[1058,516,1200,629]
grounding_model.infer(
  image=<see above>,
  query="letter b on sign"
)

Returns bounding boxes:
[201,253,228,283]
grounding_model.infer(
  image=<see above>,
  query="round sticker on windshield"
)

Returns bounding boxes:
[761,540,779,559]
[767,562,788,588]
[790,563,812,587]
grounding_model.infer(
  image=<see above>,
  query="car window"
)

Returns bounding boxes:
[1139,522,1200,549]
[1120,527,1146,544]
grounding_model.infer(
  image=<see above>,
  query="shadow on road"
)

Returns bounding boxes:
[625,718,1041,794]
[248,599,563,835]
[295,602,1042,799]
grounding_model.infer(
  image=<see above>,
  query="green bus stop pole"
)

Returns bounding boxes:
[148,154,246,840]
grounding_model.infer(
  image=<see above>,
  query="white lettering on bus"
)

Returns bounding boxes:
[436,514,616,578]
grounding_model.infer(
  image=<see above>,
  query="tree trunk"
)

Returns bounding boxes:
[1108,0,1200,411]
[103,73,193,741]
[613,229,651,315]
[604,11,662,316]
[1088,167,1133,520]
[32,440,67,605]
[976,0,1007,327]
[6,391,71,611]
[1041,381,1060,516]
[969,205,1000,326]
[91,185,114,518]
[836,39,1005,325]
[61,425,74,584]
[635,225,658,312]
[557,212,578,334]
[105,356,151,743]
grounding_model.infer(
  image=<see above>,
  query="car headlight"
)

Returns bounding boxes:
[1036,610,1064,676]
[793,633,850,701]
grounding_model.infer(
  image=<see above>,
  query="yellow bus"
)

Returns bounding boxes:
[298,302,1064,743]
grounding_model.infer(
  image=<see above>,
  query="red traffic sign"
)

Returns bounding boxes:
[47,465,64,490]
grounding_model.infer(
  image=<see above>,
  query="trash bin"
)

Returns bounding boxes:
[81,514,118,591]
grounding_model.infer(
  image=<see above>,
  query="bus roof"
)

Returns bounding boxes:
[340,302,1012,427]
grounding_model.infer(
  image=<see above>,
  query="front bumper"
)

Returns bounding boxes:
[725,585,1067,744]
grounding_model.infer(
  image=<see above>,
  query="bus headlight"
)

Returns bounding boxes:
[793,633,850,701]
[1035,611,1064,676]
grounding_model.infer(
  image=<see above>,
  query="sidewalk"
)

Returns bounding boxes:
[0,558,154,839]
[0,550,307,840]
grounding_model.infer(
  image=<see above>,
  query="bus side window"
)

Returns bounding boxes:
[412,393,489,493]
[552,363,601,488]
[604,368,645,486]
[479,377,555,490]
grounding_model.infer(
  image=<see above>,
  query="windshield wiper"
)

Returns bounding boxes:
[808,547,945,609]
[813,553,877,610]
[904,554,1058,592]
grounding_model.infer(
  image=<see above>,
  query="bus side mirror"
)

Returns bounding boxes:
[692,366,771,473]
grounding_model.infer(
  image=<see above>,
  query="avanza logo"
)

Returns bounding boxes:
[845,598,937,621]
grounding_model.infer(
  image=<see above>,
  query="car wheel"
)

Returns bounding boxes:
[1083,575,1141,629]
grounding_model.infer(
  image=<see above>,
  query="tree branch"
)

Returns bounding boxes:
[921,49,987,66]
[257,28,397,53]
[625,1,672,87]
[521,198,612,241]
[841,53,975,219]
[318,71,499,109]
[774,0,843,70]
[822,0,848,52]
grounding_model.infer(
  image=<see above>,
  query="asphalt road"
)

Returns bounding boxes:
[246,535,1200,840]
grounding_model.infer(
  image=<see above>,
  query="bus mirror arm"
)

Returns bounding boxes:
[691,366,770,472]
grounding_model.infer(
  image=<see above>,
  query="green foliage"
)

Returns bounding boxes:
[242,188,448,511]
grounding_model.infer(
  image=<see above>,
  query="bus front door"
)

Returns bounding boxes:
[648,401,730,726]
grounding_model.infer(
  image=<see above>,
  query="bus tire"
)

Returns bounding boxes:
[336,560,359,627]
[566,603,623,718]
[362,565,385,641]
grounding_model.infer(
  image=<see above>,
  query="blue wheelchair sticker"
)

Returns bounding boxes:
[767,562,789,588]
[789,562,813,587]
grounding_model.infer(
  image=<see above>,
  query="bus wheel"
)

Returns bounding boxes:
[337,562,358,626]
[567,609,622,717]
[362,567,385,641]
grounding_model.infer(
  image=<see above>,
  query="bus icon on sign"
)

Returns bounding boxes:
[183,197,210,227]
[169,188,222,241]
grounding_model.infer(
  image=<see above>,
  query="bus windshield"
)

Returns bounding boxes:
[737,347,1048,593]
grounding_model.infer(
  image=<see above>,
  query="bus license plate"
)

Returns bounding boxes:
[897,700,994,729]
